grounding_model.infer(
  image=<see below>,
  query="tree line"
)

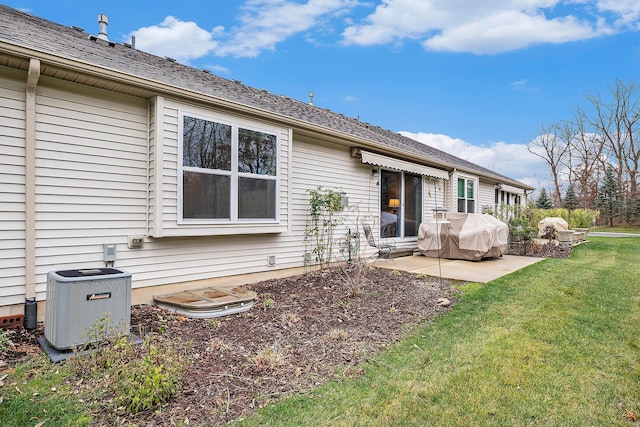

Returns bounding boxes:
[527,78,640,226]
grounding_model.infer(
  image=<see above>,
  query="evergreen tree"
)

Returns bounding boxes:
[630,197,640,225]
[536,187,552,209]
[595,165,623,227]
[562,183,579,211]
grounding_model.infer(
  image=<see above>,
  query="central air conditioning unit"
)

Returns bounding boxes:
[44,268,131,350]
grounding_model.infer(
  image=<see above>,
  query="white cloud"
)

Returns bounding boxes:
[129,16,222,62]
[127,1,359,60]
[398,131,548,186]
[126,1,640,61]
[422,11,596,54]
[342,0,623,54]
[597,0,640,29]
[215,0,360,57]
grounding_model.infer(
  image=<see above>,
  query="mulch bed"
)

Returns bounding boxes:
[1,265,460,425]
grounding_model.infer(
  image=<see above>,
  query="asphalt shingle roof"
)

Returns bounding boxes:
[0,5,531,189]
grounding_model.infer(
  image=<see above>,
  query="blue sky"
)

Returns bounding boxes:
[7,1,640,191]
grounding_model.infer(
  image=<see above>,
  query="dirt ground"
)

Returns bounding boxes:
[2,265,461,425]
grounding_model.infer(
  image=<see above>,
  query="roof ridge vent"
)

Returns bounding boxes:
[97,14,108,40]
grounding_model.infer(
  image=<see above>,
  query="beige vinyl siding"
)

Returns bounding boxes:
[423,177,447,222]
[291,136,379,254]
[444,176,452,214]
[32,78,149,300]
[478,181,496,213]
[0,69,26,306]
[291,136,375,228]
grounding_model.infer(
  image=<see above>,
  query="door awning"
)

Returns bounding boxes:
[500,184,525,195]
[359,150,449,180]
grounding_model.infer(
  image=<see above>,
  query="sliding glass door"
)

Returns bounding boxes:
[380,170,422,238]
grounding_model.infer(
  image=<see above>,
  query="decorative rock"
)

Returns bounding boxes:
[437,298,451,307]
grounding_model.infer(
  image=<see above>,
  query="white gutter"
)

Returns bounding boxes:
[25,58,40,300]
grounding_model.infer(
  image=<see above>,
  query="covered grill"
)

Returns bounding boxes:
[417,213,509,261]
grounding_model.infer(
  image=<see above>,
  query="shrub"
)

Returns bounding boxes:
[508,214,537,242]
[114,339,183,414]
[68,318,184,417]
[529,208,599,229]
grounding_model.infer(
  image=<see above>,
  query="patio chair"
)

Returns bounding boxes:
[362,224,396,263]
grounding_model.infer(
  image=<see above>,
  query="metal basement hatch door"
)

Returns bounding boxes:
[153,285,257,319]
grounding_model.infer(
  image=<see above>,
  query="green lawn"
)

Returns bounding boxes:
[237,237,640,426]
[591,225,640,234]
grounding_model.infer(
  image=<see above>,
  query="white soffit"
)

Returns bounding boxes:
[360,150,449,180]
[501,184,525,195]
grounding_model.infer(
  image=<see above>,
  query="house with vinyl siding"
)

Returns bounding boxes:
[0,5,533,320]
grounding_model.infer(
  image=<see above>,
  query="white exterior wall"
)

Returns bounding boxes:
[423,177,447,222]
[478,181,496,213]
[0,69,26,306]
[32,78,149,302]
[292,137,378,255]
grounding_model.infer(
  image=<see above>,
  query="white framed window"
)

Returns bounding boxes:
[457,176,477,213]
[178,111,279,224]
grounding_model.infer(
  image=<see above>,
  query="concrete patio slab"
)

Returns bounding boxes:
[375,254,544,283]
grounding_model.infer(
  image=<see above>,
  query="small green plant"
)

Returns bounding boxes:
[0,328,15,354]
[80,314,126,350]
[260,292,276,309]
[207,318,221,328]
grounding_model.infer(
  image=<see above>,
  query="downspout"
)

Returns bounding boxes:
[24,58,40,329]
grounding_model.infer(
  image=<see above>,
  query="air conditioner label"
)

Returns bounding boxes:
[87,292,112,301]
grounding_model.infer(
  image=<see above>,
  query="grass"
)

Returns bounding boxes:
[592,225,640,234]
[0,355,92,426]
[237,237,640,426]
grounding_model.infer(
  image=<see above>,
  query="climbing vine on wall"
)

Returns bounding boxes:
[305,187,343,269]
